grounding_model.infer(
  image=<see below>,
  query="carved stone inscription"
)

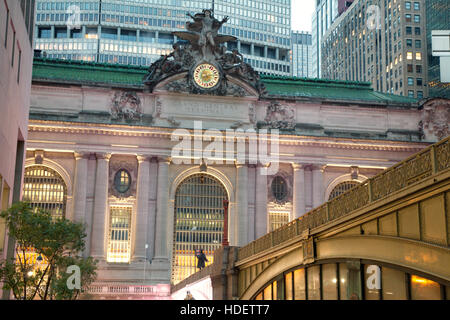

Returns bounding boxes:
[158,96,250,122]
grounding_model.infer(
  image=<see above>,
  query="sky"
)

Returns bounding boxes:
[291,0,315,32]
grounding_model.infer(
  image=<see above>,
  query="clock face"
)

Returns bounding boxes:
[193,63,221,89]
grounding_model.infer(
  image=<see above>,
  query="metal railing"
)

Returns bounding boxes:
[238,136,450,261]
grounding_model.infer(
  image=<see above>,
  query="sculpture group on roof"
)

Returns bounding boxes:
[143,9,266,96]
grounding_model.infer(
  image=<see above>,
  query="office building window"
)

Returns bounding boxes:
[55,27,67,38]
[17,49,21,83]
[38,27,52,38]
[11,30,15,67]
[416,65,422,73]
[4,7,8,47]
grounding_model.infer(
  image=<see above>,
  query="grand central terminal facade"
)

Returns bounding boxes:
[23,11,449,299]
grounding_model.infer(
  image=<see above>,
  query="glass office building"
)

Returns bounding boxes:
[312,0,339,78]
[426,0,450,98]
[34,0,292,76]
[291,31,314,78]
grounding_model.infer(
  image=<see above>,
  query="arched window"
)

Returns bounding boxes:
[22,166,67,219]
[328,181,361,201]
[171,174,228,285]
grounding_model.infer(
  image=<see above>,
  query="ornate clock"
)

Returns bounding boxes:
[192,63,221,90]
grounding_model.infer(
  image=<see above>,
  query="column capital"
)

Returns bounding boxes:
[74,151,90,160]
[235,161,247,169]
[292,163,306,171]
[137,155,151,163]
[157,156,171,164]
[95,153,111,161]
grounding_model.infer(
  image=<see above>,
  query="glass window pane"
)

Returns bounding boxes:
[273,281,278,300]
[255,292,263,300]
[410,275,441,300]
[339,263,348,300]
[382,267,407,300]
[364,265,381,300]
[307,266,321,300]
[263,284,272,300]
[322,264,338,300]
[294,268,306,300]
[285,272,293,300]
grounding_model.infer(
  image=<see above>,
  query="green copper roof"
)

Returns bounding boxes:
[32,58,418,105]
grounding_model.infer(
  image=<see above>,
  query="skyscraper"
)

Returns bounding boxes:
[311,0,339,78]
[321,0,429,99]
[33,0,292,76]
[426,0,450,98]
[291,31,314,78]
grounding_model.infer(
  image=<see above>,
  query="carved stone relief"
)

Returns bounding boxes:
[419,98,450,141]
[110,91,143,122]
[264,101,296,130]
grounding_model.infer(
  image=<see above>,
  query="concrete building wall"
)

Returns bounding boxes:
[0,0,34,255]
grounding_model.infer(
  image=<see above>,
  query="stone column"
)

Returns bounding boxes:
[72,152,89,223]
[292,163,306,219]
[152,157,170,264]
[90,153,110,260]
[312,164,325,208]
[236,162,248,246]
[133,155,150,262]
[247,165,256,242]
[147,157,158,261]
[255,164,268,238]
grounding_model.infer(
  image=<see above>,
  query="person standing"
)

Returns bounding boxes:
[196,249,208,270]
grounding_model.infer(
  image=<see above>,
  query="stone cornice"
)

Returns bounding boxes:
[28,119,429,153]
